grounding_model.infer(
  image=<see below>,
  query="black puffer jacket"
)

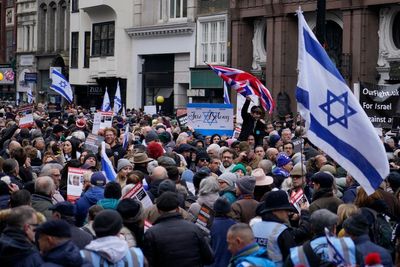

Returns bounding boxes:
[143,212,214,267]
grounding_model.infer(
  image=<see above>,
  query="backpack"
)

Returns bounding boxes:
[372,214,395,254]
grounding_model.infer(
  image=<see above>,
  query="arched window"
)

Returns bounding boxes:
[392,12,400,50]
[38,4,47,52]
[48,2,56,52]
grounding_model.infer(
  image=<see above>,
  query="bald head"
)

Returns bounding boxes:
[266,148,279,162]
[9,141,21,152]
[227,223,255,255]
[151,166,168,180]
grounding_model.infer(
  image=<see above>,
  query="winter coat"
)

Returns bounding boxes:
[70,225,93,250]
[31,193,53,220]
[0,227,43,267]
[309,188,343,214]
[219,187,237,204]
[143,204,194,224]
[0,194,10,209]
[238,99,266,146]
[206,217,236,267]
[75,186,104,227]
[353,234,392,267]
[231,195,259,224]
[41,240,92,267]
[143,212,214,267]
[96,198,119,210]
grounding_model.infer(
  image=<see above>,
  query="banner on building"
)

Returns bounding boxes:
[92,111,113,134]
[358,82,400,128]
[67,168,88,203]
[187,103,234,136]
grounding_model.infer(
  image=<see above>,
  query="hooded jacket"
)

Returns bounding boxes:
[41,240,91,267]
[0,227,43,267]
[75,186,104,227]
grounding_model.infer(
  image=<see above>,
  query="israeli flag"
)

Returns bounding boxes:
[16,92,19,106]
[101,87,111,112]
[296,10,389,195]
[50,68,73,103]
[223,81,231,104]
[122,123,130,150]
[27,88,33,104]
[113,81,122,115]
[122,105,126,118]
[100,141,116,181]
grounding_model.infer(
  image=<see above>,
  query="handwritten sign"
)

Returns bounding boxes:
[187,103,233,136]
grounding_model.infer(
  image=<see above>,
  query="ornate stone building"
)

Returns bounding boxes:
[230,0,400,118]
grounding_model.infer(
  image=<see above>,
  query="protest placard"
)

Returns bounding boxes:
[187,103,233,136]
[92,111,113,134]
[122,183,153,209]
[18,104,34,128]
[289,188,309,214]
[176,108,187,127]
[85,133,104,154]
[144,105,157,115]
[67,168,88,203]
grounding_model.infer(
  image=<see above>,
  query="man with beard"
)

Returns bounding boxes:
[220,149,236,173]
[104,127,125,163]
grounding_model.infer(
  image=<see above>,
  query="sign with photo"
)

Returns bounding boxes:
[122,183,153,209]
[67,168,89,203]
[17,105,34,128]
[92,111,113,134]
[187,103,234,136]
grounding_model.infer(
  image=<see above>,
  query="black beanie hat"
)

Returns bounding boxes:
[104,182,122,199]
[213,197,231,215]
[343,213,370,236]
[157,179,176,196]
[117,198,143,223]
[156,191,179,212]
[93,210,123,237]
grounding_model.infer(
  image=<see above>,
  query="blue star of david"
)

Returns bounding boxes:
[59,81,67,89]
[203,112,218,126]
[319,90,357,128]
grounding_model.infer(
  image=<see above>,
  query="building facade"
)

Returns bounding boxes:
[230,0,400,118]
[69,0,134,109]
[125,0,197,113]
[16,0,37,103]
[36,0,69,104]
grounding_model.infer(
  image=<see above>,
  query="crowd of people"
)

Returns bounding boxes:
[0,97,399,267]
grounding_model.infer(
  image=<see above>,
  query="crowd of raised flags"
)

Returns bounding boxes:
[1,8,396,267]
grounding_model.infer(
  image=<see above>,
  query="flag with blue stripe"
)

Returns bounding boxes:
[122,123,130,150]
[296,9,389,195]
[113,81,122,115]
[223,82,231,104]
[101,141,116,181]
[27,88,33,104]
[101,88,111,112]
[50,69,73,103]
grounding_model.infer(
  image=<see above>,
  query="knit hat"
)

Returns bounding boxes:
[49,201,75,216]
[319,164,337,176]
[117,158,133,172]
[52,124,65,134]
[231,163,247,175]
[157,156,176,167]
[156,191,180,212]
[147,142,164,159]
[269,134,281,147]
[311,171,334,188]
[158,179,177,195]
[276,153,292,167]
[213,197,231,215]
[343,213,370,236]
[116,198,143,223]
[158,132,171,144]
[145,130,159,144]
[75,118,86,129]
[236,175,256,195]
[90,171,107,186]
[218,172,237,187]
[83,153,97,164]
[93,210,123,237]
[36,220,71,238]
[310,209,338,234]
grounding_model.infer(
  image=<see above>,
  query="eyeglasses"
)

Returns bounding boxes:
[199,158,209,162]
[291,175,302,179]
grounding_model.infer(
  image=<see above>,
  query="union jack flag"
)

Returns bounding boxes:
[208,64,275,114]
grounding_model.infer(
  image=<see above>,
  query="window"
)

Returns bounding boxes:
[84,32,90,68]
[169,0,187,19]
[71,0,79,12]
[393,12,400,49]
[159,0,163,20]
[6,30,13,62]
[7,0,14,7]
[92,22,114,57]
[198,17,227,64]
[71,32,79,68]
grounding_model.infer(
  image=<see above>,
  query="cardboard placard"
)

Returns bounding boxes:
[122,183,153,209]
[67,168,88,203]
[92,111,113,134]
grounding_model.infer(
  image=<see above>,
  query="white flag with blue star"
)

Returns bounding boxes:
[296,9,389,195]
[27,88,33,104]
[101,87,111,112]
[113,81,122,115]
[50,68,73,103]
